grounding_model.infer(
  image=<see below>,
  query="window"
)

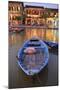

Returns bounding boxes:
[35,10,39,15]
[28,10,31,14]
[27,18,31,25]
[13,6,15,11]
[32,10,36,14]
[10,14,12,20]
[13,16,16,20]
[9,16,11,20]
[11,7,13,11]
[26,10,28,14]
[17,6,20,11]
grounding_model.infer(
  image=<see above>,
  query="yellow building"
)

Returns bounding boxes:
[24,5,46,25]
[8,1,24,26]
[46,8,58,28]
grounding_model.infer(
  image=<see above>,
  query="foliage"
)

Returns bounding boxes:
[15,16,23,20]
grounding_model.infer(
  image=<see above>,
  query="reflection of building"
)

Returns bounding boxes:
[24,5,46,25]
[8,1,24,26]
[25,28,58,43]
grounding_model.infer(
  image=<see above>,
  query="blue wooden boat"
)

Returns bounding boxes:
[43,40,58,49]
[17,37,49,76]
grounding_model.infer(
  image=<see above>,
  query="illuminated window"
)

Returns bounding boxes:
[28,10,31,14]
[27,18,31,25]
[17,6,20,11]
[10,14,12,20]
[13,6,14,11]
[11,7,13,11]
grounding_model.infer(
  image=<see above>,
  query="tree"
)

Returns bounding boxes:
[41,12,49,26]
[15,16,23,21]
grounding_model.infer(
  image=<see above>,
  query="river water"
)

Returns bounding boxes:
[9,28,58,88]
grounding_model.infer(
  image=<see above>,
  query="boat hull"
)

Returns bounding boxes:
[17,38,49,76]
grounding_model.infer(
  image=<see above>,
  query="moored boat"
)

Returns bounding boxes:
[17,37,49,75]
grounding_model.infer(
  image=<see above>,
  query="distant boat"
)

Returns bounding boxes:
[43,40,58,49]
[17,37,49,76]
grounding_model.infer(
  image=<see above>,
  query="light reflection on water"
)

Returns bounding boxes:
[9,28,58,46]
[9,28,58,88]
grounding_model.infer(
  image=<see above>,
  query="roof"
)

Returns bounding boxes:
[46,8,58,11]
[25,5,44,9]
[24,5,58,12]
[8,1,23,6]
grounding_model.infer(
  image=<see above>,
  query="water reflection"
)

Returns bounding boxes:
[9,31,25,46]
[9,28,58,88]
[9,28,58,46]
[25,28,45,40]
[25,28,58,43]
[9,63,48,88]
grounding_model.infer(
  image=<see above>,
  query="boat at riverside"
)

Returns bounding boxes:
[17,37,49,76]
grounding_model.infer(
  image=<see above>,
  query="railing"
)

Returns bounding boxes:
[9,25,58,30]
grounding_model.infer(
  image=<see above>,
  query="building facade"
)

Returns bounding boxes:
[8,1,24,26]
[24,5,46,25]
[46,8,58,28]
[24,6,58,43]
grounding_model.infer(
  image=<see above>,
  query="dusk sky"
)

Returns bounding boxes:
[24,2,58,9]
